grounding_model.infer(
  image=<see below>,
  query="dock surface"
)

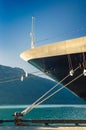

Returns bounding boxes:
[24,126,86,130]
[0,126,85,130]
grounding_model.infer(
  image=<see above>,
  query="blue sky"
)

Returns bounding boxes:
[0,0,86,74]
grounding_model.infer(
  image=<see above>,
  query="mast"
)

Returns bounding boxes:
[30,16,35,49]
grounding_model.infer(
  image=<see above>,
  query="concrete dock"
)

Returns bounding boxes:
[26,126,86,130]
[29,127,86,130]
[0,126,85,130]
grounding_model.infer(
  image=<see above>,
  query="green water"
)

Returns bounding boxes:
[0,105,86,126]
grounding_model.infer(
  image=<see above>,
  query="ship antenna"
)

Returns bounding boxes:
[30,16,35,49]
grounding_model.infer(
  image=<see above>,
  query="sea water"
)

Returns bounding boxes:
[0,105,86,126]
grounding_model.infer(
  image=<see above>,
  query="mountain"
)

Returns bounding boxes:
[0,65,85,105]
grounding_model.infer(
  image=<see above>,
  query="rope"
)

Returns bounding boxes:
[0,74,46,84]
[67,54,73,71]
[36,26,86,43]
[0,78,20,83]
[82,52,86,68]
[22,73,83,115]
[21,65,80,115]
[0,70,44,84]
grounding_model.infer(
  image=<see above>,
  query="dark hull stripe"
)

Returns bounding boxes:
[28,53,86,101]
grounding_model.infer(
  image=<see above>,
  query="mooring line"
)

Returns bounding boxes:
[21,66,80,115]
